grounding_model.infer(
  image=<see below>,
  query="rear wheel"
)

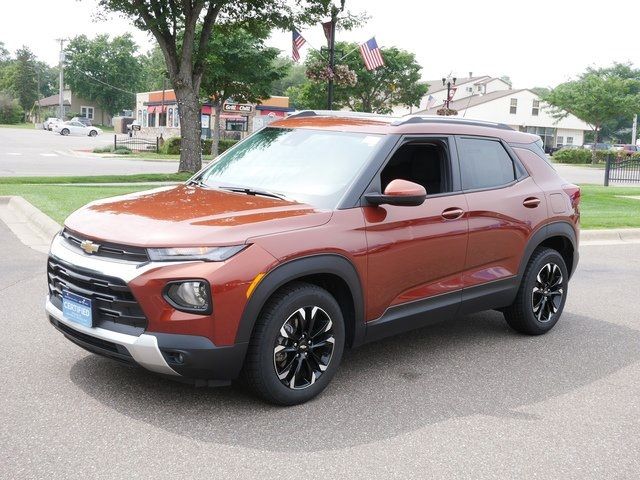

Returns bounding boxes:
[503,247,568,335]
[61,128,69,136]
[242,282,345,405]
[89,129,98,137]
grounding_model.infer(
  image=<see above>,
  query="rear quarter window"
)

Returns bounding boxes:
[458,137,516,190]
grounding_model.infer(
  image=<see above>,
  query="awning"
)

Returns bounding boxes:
[147,106,156,113]
[201,105,212,115]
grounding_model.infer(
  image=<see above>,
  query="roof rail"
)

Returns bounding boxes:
[288,110,397,121]
[391,116,514,131]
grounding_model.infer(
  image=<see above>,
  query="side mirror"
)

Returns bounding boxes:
[365,179,427,207]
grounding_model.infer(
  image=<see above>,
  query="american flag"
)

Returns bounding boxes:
[359,37,384,71]
[426,95,436,109]
[292,30,306,62]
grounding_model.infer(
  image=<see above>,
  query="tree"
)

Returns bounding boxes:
[545,65,640,162]
[270,57,307,96]
[64,34,143,122]
[141,45,169,92]
[0,93,23,124]
[296,42,427,113]
[96,0,336,173]
[200,26,286,157]
[5,47,39,117]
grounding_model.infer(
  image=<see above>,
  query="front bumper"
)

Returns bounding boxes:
[46,233,250,383]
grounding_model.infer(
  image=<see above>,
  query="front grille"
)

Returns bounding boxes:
[61,228,149,263]
[48,256,147,335]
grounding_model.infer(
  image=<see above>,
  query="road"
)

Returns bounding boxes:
[1,221,639,479]
[0,127,177,176]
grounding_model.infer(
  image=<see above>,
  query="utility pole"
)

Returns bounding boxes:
[632,114,638,146]
[326,0,345,111]
[55,38,66,119]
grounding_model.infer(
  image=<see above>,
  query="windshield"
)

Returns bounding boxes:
[198,127,382,209]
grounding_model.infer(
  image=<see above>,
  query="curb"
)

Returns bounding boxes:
[580,228,640,244]
[0,196,61,254]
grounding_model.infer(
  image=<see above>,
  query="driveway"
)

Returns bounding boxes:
[0,127,177,176]
[1,220,639,479]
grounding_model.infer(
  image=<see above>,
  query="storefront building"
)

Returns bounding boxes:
[135,90,294,139]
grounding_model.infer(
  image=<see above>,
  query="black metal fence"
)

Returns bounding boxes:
[604,154,640,186]
[114,135,159,153]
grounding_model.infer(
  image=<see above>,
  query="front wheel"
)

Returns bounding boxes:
[503,247,568,335]
[242,282,345,405]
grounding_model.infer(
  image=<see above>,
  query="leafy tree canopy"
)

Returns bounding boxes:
[289,42,427,114]
[64,34,144,115]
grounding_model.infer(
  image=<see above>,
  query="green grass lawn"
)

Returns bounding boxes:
[1,182,639,229]
[0,123,35,129]
[0,184,153,224]
[580,185,640,229]
[0,173,191,185]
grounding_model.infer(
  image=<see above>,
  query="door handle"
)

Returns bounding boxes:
[441,207,464,220]
[523,197,541,208]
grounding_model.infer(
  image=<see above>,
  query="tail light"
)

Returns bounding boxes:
[562,183,581,209]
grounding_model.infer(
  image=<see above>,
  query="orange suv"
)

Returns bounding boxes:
[46,112,580,405]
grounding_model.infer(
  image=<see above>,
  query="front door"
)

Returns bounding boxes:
[363,138,468,322]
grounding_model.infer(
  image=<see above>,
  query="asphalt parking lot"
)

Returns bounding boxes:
[0,127,176,176]
[1,220,639,479]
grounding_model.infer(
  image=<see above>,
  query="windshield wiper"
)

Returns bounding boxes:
[218,186,288,201]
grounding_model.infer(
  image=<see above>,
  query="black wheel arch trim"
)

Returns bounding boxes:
[518,221,578,281]
[235,253,366,347]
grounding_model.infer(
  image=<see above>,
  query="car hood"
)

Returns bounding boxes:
[64,185,332,247]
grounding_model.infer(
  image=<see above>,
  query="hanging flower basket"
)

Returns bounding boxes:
[436,108,458,116]
[306,61,357,86]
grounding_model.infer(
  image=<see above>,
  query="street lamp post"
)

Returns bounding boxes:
[326,0,346,111]
[442,75,457,110]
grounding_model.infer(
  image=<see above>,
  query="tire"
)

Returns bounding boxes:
[242,282,345,405]
[89,130,98,137]
[61,128,69,136]
[503,247,568,335]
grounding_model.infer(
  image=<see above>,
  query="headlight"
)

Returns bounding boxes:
[164,280,212,314]
[147,245,246,262]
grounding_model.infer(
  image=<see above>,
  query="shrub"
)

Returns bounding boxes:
[0,94,24,124]
[93,146,112,153]
[113,146,131,155]
[160,136,238,156]
[552,148,592,164]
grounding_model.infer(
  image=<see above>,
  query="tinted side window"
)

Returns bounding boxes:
[458,138,516,190]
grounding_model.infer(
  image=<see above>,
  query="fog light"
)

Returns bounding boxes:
[164,280,211,314]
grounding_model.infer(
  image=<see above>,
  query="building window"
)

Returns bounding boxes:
[142,110,148,127]
[148,112,156,127]
[80,106,94,120]
[226,119,248,132]
[532,100,540,116]
[566,137,574,145]
[174,107,180,128]
[158,109,167,127]
[137,109,142,122]
[556,136,564,148]
[466,86,473,93]
[510,98,518,114]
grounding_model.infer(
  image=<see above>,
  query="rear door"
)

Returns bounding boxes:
[456,136,547,311]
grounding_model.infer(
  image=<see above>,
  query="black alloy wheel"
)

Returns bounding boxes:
[531,262,564,323]
[273,306,336,390]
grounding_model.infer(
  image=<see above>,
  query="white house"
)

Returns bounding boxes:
[395,75,592,150]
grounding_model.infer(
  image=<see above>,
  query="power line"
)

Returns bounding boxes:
[75,70,138,95]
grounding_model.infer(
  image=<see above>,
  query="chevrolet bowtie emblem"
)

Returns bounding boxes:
[80,240,100,254]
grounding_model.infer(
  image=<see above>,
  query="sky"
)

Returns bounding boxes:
[2,0,640,89]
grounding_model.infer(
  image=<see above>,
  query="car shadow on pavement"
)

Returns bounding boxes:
[69,310,640,451]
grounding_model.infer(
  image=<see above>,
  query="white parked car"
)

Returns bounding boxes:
[54,121,102,137]
[43,117,63,131]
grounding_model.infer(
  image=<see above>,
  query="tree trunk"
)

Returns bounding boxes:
[175,87,202,173]
[210,102,222,159]
[592,125,599,165]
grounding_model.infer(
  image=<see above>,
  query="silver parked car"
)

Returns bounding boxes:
[54,121,102,137]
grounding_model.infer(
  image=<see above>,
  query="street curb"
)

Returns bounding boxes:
[580,228,640,244]
[0,196,61,254]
